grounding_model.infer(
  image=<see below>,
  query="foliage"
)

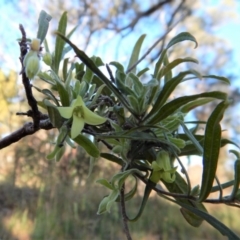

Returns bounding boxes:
[1,10,240,239]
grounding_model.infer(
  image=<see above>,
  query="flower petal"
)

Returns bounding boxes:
[71,114,84,139]
[83,107,106,126]
[58,107,74,119]
[72,95,85,108]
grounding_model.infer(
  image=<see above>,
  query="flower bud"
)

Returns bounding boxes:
[43,52,52,66]
[24,52,40,79]
[30,38,41,51]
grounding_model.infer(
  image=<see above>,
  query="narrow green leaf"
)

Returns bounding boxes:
[100,153,124,166]
[38,71,55,85]
[230,160,240,199]
[115,176,138,203]
[128,180,153,222]
[166,32,198,50]
[55,145,65,162]
[159,57,199,80]
[162,52,172,83]
[50,70,70,106]
[74,134,99,158]
[54,12,67,73]
[146,91,227,125]
[96,179,114,190]
[47,126,68,160]
[44,39,50,53]
[174,201,240,239]
[144,70,202,123]
[162,172,207,227]
[109,61,125,72]
[89,84,105,107]
[137,67,149,77]
[127,34,146,74]
[44,99,63,128]
[180,122,203,155]
[202,75,230,85]
[83,67,94,83]
[180,98,214,113]
[146,71,190,121]
[199,100,230,201]
[211,180,235,193]
[66,24,79,39]
[62,58,69,82]
[180,208,203,227]
[153,49,167,79]
[41,89,59,106]
[37,10,52,43]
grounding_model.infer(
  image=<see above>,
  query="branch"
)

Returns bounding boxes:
[0,119,54,149]
[19,24,41,129]
[135,173,240,207]
[117,0,174,32]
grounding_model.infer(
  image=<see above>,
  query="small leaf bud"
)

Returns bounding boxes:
[43,52,52,66]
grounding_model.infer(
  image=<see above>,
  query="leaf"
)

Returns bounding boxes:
[144,70,203,123]
[211,180,235,193]
[41,89,59,106]
[159,57,199,80]
[89,84,105,107]
[37,71,55,85]
[74,134,99,158]
[180,122,203,155]
[146,91,227,125]
[166,32,198,50]
[117,177,138,202]
[162,172,206,227]
[50,70,70,106]
[180,208,203,227]
[46,126,68,160]
[96,178,114,190]
[199,100,230,201]
[100,153,124,166]
[180,98,214,114]
[46,106,63,128]
[137,67,149,77]
[62,58,69,82]
[230,160,240,199]
[37,10,52,43]
[53,12,67,73]
[153,49,167,79]
[128,180,154,222]
[175,201,240,239]
[55,32,137,117]
[146,71,190,121]
[126,34,146,74]
[202,75,230,85]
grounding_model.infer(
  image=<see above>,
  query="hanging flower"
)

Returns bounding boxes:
[57,95,107,139]
[150,150,177,183]
[23,38,41,79]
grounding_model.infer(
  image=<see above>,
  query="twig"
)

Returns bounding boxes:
[19,24,40,129]
[120,183,132,240]
[117,0,173,32]
[106,64,115,83]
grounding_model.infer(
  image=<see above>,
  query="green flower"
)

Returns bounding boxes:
[57,95,107,139]
[150,150,177,183]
